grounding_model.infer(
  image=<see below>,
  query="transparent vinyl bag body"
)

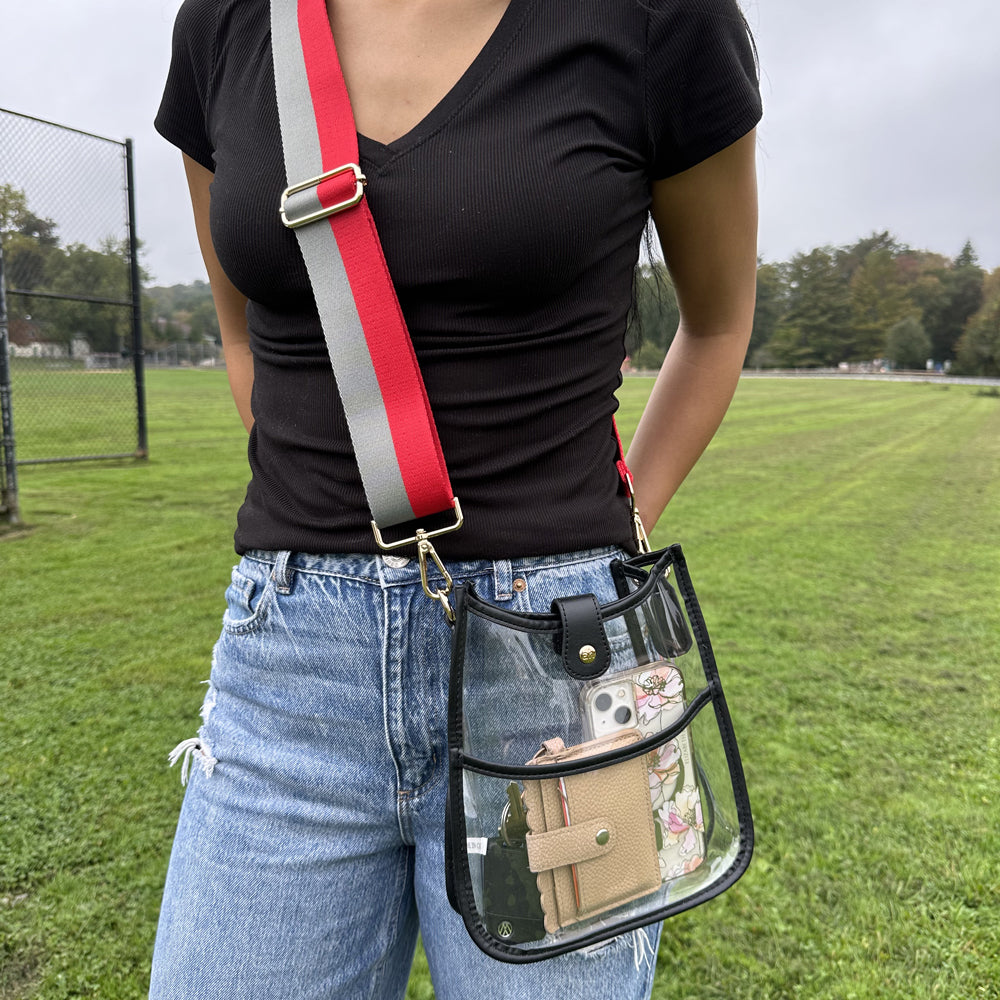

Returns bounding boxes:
[444,545,753,962]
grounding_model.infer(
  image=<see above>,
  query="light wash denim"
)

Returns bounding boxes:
[149,547,661,1000]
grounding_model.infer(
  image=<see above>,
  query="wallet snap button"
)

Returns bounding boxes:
[579,644,597,664]
[596,829,610,846]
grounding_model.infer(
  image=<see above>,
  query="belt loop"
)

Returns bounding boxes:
[493,559,513,602]
[271,551,294,594]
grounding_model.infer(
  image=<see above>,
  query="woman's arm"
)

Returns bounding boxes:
[182,153,255,432]
[626,129,758,532]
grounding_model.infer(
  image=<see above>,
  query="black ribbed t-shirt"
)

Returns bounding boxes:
[155,0,761,559]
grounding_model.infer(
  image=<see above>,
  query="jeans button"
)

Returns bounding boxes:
[383,555,411,569]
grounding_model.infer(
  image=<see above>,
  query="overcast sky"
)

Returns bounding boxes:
[1,0,998,286]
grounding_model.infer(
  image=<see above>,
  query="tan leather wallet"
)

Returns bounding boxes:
[522,729,661,933]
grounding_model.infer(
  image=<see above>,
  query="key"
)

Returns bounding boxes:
[500,782,529,846]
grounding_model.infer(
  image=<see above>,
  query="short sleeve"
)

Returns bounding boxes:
[153,0,220,171]
[645,0,762,179]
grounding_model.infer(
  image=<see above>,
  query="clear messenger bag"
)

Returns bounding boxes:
[444,544,753,962]
[269,0,753,963]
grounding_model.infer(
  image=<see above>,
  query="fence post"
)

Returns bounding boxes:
[125,138,148,458]
[0,246,21,526]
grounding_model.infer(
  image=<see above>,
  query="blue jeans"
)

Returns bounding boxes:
[149,547,660,1000]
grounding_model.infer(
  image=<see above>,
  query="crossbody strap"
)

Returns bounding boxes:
[269,0,649,619]
[271,0,459,540]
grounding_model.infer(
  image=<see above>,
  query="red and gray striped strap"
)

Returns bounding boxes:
[612,417,651,552]
[270,0,456,533]
[270,0,645,551]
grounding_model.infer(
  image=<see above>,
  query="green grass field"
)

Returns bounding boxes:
[6,359,142,463]
[2,371,999,999]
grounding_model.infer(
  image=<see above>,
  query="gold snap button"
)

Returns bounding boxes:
[579,644,597,664]
[596,829,610,846]
[512,578,527,592]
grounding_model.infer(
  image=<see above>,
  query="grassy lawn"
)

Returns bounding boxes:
[2,371,998,998]
[6,359,142,463]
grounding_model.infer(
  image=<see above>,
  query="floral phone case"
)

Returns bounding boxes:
[581,662,706,881]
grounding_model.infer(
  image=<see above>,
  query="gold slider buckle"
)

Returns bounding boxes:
[372,499,464,624]
[279,163,367,229]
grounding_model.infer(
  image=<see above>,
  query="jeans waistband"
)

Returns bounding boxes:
[240,546,624,602]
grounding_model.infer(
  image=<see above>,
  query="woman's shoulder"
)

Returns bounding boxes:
[170,0,268,46]
[592,0,753,52]
[168,0,272,78]
[631,0,749,15]
[639,0,760,178]
[640,0,755,38]
[172,0,224,34]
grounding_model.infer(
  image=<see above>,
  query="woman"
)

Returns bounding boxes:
[150,0,760,996]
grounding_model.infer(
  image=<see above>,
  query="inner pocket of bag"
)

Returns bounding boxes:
[455,690,735,949]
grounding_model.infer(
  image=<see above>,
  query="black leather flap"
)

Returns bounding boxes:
[550,593,610,680]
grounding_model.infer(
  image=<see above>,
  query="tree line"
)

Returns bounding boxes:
[1,182,222,359]
[4,182,998,377]
[0,183,138,357]
[629,232,1000,377]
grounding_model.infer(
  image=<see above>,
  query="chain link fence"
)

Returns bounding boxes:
[0,108,146,518]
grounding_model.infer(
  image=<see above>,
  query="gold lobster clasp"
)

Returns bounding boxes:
[417,532,456,624]
[372,498,464,624]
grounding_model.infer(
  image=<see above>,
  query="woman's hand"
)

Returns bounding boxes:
[626,129,758,532]
[183,153,255,432]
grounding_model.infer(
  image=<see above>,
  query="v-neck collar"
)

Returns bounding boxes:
[345,0,533,167]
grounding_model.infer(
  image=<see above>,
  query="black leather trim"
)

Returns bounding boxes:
[461,545,679,633]
[550,593,611,679]
[610,558,652,667]
[457,685,715,779]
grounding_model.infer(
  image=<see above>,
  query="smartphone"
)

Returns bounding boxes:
[580,662,706,881]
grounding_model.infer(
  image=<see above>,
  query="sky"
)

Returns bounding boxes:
[1,0,998,287]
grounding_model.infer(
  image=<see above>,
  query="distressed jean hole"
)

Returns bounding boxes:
[168,735,217,786]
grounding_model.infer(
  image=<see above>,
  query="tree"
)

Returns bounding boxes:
[954,270,1000,377]
[0,183,30,238]
[186,298,221,343]
[0,183,59,290]
[885,316,931,370]
[920,242,985,363]
[837,231,905,283]
[27,239,132,354]
[747,261,787,365]
[763,247,852,367]
[144,281,219,349]
[848,248,915,361]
